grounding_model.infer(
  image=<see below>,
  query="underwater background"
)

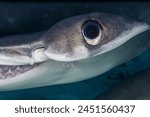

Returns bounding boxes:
[0,2,149,99]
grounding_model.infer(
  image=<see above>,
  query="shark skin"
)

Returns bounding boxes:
[0,29,149,91]
[0,13,149,91]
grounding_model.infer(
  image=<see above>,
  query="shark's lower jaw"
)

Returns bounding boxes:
[0,63,40,79]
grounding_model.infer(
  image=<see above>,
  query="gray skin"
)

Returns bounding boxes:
[0,13,149,91]
[0,13,149,65]
[43,13,149,61]
[96,69,150,100]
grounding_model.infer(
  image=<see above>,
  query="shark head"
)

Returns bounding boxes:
[0,12,149,91]
[43,13,150,62]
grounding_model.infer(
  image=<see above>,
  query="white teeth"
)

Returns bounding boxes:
[7,68,12,74]
[10,66,17,71]
[5,68,13,79]
[22,66,31,72]
[15,66,22,74]
[2,67,12,79]
[2,66,9,73]
[0,64,38,80]
[32,47,49,63]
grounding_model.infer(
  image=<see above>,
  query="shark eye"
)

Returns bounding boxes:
[82,20,103,45]
[44,13,150,62]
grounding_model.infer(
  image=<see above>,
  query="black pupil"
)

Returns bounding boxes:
[83,20,100,39]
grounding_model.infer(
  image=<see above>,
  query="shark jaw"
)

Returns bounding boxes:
[0,21,149,91]
[0,29,149,91]
[0,64,40,80]
[0,60,76,91]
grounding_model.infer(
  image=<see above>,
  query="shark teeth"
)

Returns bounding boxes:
[0,47,47,79]
[0,63,40,79]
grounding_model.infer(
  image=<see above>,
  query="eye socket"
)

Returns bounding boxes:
[81,20,103,45]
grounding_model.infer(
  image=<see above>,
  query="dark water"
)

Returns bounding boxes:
[0,2,149,99]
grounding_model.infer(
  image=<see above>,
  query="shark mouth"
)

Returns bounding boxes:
[0,63,40,80]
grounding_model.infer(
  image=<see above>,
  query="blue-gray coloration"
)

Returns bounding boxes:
[0,12,149,91]
[96,69,150,100]
[2,4,149,99]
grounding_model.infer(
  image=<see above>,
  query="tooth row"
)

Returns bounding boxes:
[0,64,38,79]
[0,65,31,79]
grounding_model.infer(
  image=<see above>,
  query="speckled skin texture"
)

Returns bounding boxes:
[43,13,145,60]
[0,12,146,64]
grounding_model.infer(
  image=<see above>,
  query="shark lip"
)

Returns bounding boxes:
[0,63,41,80]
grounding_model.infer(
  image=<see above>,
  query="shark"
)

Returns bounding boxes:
[0,12,149,91]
